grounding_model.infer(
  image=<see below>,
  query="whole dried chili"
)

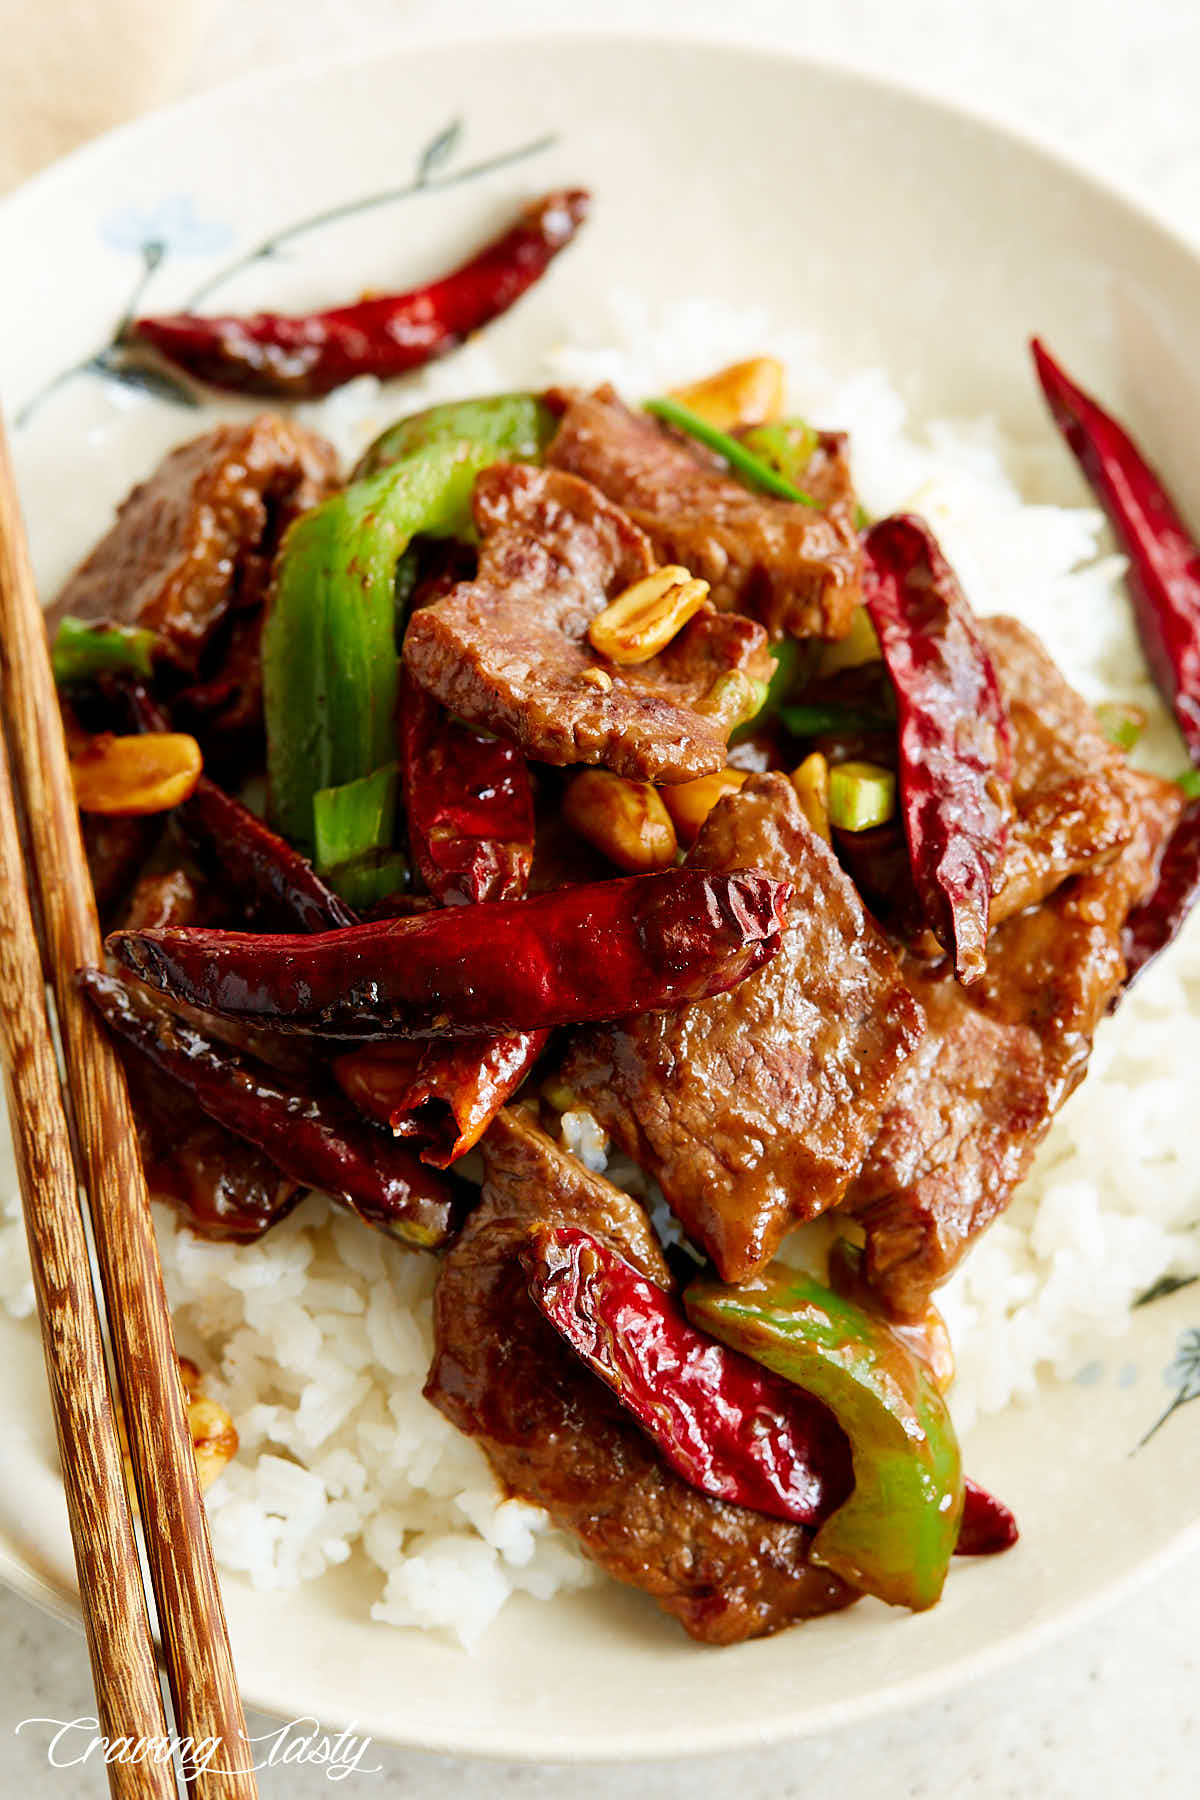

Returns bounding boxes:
[81,969,457,1247]
[399,669,535,905]
[105,868,792,1040]
[1031,340,1200,987]
[521,1224,855,1525]
[862,515,1013,984]
[1031,339,1200,764]
[128,190,590,399]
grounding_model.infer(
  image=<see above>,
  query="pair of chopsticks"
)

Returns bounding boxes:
[0,413,259,1798]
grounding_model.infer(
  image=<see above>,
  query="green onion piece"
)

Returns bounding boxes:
[1177,768,1200,800]
[322,850,410,910]
[740,418,819,486]
[828,760,896,831]
[1095,701,1146,753]
[51,616,158,686]
[729,637,812,744]
[779,702,893,737]
[313,763,399,876]
[644,397,818,507]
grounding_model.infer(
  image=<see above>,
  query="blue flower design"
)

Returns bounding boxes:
[101,195,231,258]
[1136,1325,1200,1449]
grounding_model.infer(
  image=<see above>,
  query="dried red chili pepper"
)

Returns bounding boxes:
[332,1030,548,1167]
[522,1224,854,1524]
[1120,796,1200,988]
[1031,340,1200,988]
[1031,338,1200,764]
[957,1476,1020,1556]
[862,515,1013,983]
[81,969,457,1247]
[129,190,590,399]
[400,671,534,905]
[106,867,791,1040]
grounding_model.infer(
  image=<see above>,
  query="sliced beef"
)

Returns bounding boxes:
[546,387,862,641]
[50,416,338,672]
[982,617,1144,924]
[844,771,1184,1317]
[561,773,925,1281]
[424,1106,857,1643]
[403,463,772,783]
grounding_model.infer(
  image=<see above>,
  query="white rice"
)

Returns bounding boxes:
[2,293,1198,1643]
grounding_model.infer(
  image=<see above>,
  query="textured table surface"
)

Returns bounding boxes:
[3,1,1199,1793]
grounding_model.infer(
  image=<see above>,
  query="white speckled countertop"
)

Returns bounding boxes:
[3,1,1199,1792]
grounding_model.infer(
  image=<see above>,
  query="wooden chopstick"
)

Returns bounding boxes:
[0,412,259,1798]
[0,718,176,1798]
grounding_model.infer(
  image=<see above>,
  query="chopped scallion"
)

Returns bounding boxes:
[1095,701,1146,753]
[51,616,158,686]
[644,397,818,507]
[828,760,896,832]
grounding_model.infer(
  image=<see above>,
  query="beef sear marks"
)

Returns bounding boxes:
[843,771,1183,1317]
[403,462,772,783]
[562,774,924,1282]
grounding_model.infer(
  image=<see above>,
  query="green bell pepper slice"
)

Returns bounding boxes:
[352,393,556,480]
[263,395,553,849]
[685,1249,963,1610]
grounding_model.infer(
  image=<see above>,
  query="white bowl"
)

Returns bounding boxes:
[1,30,1198,1761]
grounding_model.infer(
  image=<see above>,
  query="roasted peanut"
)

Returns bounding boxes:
[70,731,203,815]
[791,752,831,842]
[659,768,749,847]
[670,357,786,432]
[179,1357,239,1491]
[587,565,710,665]
[563,769,678,872]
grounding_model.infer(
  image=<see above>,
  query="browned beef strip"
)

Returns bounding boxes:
[403,463,772,783]
[560,773,925,1281]
[981,617,1144,924]
[424,1106,858,1643]
[115,869,301,1241]
[49,416,338,672]
[545,387,862,641]
[843,770,1184,1318]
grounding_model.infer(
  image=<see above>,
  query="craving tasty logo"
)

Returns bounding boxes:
[16,1716,383,1781]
